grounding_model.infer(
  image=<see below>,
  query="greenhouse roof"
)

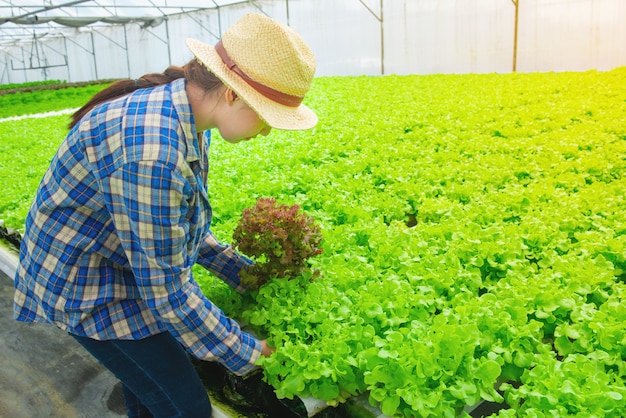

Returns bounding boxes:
[0,0,254,46]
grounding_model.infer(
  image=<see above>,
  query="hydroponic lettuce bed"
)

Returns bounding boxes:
[1,68,625,417]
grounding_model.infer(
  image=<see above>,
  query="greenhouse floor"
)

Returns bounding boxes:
[0,245,126,418]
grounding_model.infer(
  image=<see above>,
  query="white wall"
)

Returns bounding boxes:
[518,0,626,72]
[383,0,515,74]
[1,0,624,84]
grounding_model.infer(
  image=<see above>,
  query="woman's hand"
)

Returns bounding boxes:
[260,339,275,357]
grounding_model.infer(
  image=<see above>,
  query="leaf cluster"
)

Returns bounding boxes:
[232,197,323,290]
[0,83,109,119]
[0,79,64,91]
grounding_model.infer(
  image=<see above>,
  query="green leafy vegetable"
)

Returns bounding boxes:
[3,68,626,417]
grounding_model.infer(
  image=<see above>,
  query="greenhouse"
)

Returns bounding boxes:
[0,1,625,417]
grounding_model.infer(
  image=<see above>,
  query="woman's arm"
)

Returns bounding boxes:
[196,232,253,293]
[102,160,261,375]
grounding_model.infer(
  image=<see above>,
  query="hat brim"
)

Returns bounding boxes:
[186,38,317,131]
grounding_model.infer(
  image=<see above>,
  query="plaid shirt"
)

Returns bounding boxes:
[13,78,261,376]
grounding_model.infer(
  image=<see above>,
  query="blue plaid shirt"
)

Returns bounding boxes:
[13,78,261,376]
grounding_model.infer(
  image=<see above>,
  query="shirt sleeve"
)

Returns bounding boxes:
[102,160,261,376]
[196,232,253,293]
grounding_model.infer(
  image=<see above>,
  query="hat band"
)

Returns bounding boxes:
[215,41,304,108]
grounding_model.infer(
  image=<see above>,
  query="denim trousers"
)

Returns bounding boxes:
[71,332,213,418]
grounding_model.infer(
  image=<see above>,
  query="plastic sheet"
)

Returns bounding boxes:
[1,1,625,91]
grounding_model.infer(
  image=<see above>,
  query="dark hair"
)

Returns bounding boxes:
[69,59,222,129]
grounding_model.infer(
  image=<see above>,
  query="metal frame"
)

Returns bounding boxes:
[358,0,384,74]
[0,0,258,82]
[1,0,389,82]
[0,0,253,47]
[512,0,519,72]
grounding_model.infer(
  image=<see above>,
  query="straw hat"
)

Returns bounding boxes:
[186,13,317,131]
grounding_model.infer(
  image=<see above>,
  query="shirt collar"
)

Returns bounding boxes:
[170,78,202,163]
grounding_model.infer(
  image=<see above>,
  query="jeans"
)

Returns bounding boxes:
[71,332,212,418]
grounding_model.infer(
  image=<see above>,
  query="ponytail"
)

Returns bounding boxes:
[69,58,222,129]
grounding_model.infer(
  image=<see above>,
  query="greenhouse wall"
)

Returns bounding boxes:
[0,0,624,85]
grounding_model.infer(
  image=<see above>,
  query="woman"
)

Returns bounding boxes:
[13,13,317,418]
